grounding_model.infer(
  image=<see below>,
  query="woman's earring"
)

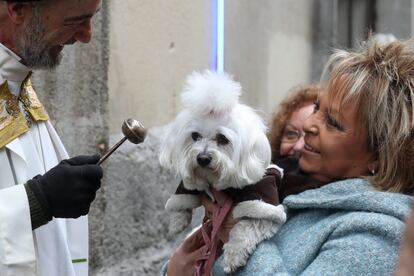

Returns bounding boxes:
[368,162,378,176]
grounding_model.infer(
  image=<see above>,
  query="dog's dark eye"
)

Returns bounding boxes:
[191,132,202,141]
[216,133,230,145]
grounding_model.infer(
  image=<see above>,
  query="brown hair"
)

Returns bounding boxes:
[322,38,414,193]
[268,85,321,162]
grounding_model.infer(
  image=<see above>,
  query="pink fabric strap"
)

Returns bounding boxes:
[195,197,233,276]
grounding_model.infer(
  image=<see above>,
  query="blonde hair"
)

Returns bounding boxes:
[322,38,414,193]
[268,85,320,162]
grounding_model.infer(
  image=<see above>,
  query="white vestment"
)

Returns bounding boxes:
[0,44,88,276]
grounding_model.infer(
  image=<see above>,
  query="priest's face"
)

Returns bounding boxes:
[16,0,101,69]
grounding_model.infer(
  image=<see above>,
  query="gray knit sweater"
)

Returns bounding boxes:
[212,178,413,275]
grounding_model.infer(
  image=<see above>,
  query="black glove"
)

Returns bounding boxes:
[26,155,103,219]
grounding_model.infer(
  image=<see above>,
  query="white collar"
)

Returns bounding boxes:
[0,43,30,82]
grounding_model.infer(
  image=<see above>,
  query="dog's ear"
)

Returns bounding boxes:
[159,111,192,171]
[229,105,272,186]
[237,130,271,184]
[159,121,180,170]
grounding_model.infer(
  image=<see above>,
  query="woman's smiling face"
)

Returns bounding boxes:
[299,81,375,182]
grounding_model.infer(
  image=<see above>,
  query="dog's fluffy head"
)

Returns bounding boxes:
[159,71,271,191]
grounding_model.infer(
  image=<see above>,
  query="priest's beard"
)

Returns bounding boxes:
[16,9,62,69]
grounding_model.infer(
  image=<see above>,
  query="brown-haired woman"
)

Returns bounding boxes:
[268,85,321,161]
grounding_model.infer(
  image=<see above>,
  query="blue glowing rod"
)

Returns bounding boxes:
[212,0,224,72]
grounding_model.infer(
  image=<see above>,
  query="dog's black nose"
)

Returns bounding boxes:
[197,153,212,167]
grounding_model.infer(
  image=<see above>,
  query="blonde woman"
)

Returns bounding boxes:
[165,38,414,275]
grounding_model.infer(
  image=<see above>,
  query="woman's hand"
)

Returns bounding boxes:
[200,189,237,243]
[167,227,207,276]
[167,190,236,275]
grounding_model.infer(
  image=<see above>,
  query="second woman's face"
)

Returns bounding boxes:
[279,104,314,157]
[299,89,374,182]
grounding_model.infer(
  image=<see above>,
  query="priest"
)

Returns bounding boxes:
[0,0,103,275]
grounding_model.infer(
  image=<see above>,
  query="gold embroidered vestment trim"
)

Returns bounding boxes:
[20,77,49,121]
[0,79,49,148]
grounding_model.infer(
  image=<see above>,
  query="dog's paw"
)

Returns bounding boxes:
[233,201,287,224]
[221,219,281,273]
[222,240,249,273]
[221,220,252,272]
[168,210,192,235]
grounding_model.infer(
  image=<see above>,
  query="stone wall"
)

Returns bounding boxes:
[108,0,213,133]
[376,0,413,38]
[225,0,314,119]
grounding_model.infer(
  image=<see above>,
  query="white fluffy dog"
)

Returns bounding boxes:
[159,71,286,272]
